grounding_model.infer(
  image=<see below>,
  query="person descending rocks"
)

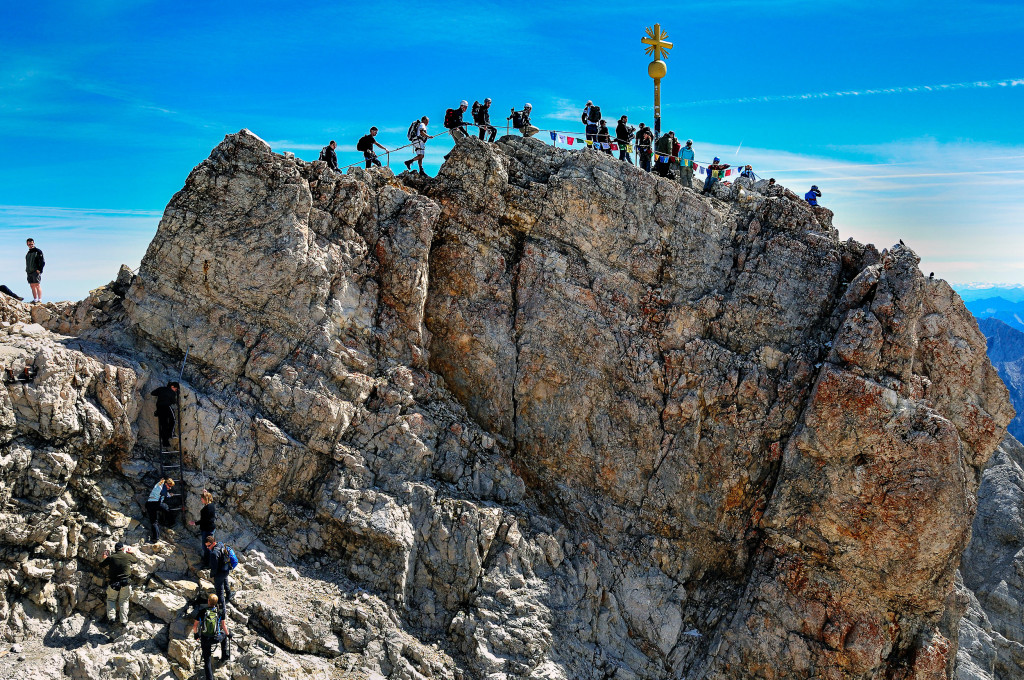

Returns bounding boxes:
[805,185,822,206]
[473,98,497,143]
[146,478,175,543]
[189,489,217,568]
[636,123,654,172]
[205,535,236,614]
[508,104,539,137]
[404,116,429,175]
[679,139,695,188]
[319,140,339,172]
[615,116,635,165]
[443,101,470,160]
[703,157,731,194]
[597,120,613,155]
[151,381,179,448]
[356,127,388,169]
[192,593,230,680]
[25,238,44,304]
[100,542,138,626]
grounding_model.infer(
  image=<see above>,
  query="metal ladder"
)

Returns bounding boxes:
[159,339,190,528]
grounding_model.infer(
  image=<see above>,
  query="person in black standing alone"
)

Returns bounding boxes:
[190,490,217,567]
[151,382,179,448]
[25,238,44,304]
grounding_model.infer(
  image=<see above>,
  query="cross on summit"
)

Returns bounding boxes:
[642,24,673,61]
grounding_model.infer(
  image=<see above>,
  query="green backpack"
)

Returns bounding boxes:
[200,608,220,638]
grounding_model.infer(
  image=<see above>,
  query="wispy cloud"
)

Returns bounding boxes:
[665,77,1024,109]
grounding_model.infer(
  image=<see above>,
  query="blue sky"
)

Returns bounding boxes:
[2,0,1023,301]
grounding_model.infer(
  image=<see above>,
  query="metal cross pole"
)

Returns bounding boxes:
[642,23,673,140]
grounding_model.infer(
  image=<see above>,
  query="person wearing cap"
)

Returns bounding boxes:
[474,98,496,143]
[680,139,695,187]
[100,542,138,625]
[703,156,731,194]
[805,185,822,206]
[508,103,539,137]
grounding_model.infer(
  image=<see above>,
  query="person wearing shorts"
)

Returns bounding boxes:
[404,116,429,175]
[25,238,44,303]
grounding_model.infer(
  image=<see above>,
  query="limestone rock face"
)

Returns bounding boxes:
[0,130,1012,680]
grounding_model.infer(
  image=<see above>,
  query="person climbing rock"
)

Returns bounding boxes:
[615,116,635,164]
[680,139,695,187]
[205,536,234,613]
[703,157,730,194]
[151,381,179,448]
[25,238,44,304]
[100,542,138,625]
[473,98,496,143]
[192,593,230,680]
[146,478,175,543]
[190,489,217,568]
[805,185,822,206]
[404,116,429,175]
[508,104,539,137]
[636,124,654,172]
[597,120,613,154]
[356,127,388,169]
[319,141,339,172]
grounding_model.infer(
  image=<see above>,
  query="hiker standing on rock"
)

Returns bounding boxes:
[192,593,230,680]
[356,128,388,169]
[404,116,429,175]
[473,99,497,143]
[190,489,217,567]
[100,542,138,626]
[597,120,613,155]
[151,381,179,449]
[443,101,470,161]
[679,139,695,188]
[146,478,175,543]
[583,101,601,147]
[615,116,635,165]
[636,124,654,172]
[319,141,339,172]
[205,536,233,613]
[25,238,44,304]
[508,104,539,137]
[654,131,675,178]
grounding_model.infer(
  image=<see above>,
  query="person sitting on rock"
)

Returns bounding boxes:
[146,477,175,543]
[319,140,339,172]
[805,185,822,206]
[703,157,731,194]
[100,542,138,626]
[740,165,755,179]
[473,98,497,143]
[151,381,179,448]
[508,104,539,138]
[356,127,388,169]
[404,116,429,175]
[0,284,23,301]
[192,593,230,680]
[205,536,233,613]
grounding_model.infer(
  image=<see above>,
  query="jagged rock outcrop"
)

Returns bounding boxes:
[0,130,1013,680]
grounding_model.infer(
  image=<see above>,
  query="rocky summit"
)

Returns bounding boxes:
[0,129,1016,680]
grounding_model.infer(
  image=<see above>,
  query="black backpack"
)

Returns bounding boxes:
[444,108,460,129]
[588,106,601,123]
[407,120,420,141]
[512,110,525,129]
[472,101,482,119]
[356,135,373,152]
[319,146,329,161]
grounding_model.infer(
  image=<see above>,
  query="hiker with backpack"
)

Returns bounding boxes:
[473,99,496,143]
[356,127,388,169]
[615,116,635,165]
[636,124,654,172]
[319,140,339,172]
[403,116,429,175]
[680,139,695,187]
[582,102,601,147]
[146,478,175,543]
[703,157,731,194]
[192,593,230,680]
[597,120,613,155]
[670,135,682,180]
[100,542,138,626]
[443,101,470,161]
[508,104,539,137]
[205,535,238,613]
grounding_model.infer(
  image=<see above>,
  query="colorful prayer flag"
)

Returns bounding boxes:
[586,140,593,146]
[558,135,566,144]
[626,144,633,153]
[567,137,574,145]
[724,169,732,177]
[610,143,619,151]
[550,132,557,141]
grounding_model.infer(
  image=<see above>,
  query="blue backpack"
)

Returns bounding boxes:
[220,545,239,572]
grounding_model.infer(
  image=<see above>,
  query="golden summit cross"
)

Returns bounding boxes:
[642,23,673,137]
[642,24,673,61]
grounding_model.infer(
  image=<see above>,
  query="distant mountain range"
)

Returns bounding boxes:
[955,283,1024,303]
[977,317,1024,441]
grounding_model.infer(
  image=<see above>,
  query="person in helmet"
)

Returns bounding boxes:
[473,98,497,142]
[805,185,822,206]
[508,103,539,137]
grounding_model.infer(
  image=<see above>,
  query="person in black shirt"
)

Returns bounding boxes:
[597,120,613,155]
[190,489,217,567]
[473,98,496,143]
[615,115,635,165]
[192,593,230,680]
[100,542,138,624]
[206,536,233,613]
[320,140,339,171]
[25,238,44,304]
[356,127,388,169]
[150,382,179,448]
